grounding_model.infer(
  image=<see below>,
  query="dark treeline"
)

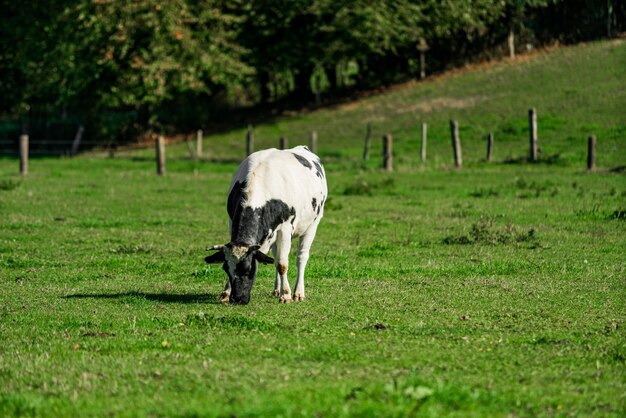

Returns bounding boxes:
[0,0,623,145]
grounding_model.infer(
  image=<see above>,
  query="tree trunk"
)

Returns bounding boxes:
[258,70,271,104]
[325,64,337,94]
[292,66,313,103]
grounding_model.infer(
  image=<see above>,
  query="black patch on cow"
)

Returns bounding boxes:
[317,196,325,215]
[312,159,324,179]
[230,199,296,246]
[311,197,317,211]
[291,153,312,169]
[227,180,247,220]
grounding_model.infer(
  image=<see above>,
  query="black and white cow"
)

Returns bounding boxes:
[205,146,327,304]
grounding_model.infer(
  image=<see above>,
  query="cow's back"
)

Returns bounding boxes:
[228,147,327,242]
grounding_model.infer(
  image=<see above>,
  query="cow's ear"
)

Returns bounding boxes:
[254,250,274,265]
[205,250,225,264]
[247,245,261,254]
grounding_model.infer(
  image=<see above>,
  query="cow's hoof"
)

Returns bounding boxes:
[293,294,305,302]
[279,296,293,303]
[219,293,230,304]
[272,290,280,297]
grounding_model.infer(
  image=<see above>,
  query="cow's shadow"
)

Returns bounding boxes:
[63,291,220,304]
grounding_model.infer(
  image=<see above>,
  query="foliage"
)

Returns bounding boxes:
[1,0,623,141]
[1,0,249,124]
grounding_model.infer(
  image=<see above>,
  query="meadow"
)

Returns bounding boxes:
[0,40,624,417]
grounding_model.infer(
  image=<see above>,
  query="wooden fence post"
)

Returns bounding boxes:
[196,129,203,159]
[450,120,462,168]
[587,135,596,172]
[185,136,195,158]
[487,132,494,162]
[508,28,515,58]
[363,122,372,161]
[529,108,538,162]
[156,135,166,175]
[279,136,288,150]
[19,134,28,176]
[420,122,427,162]
[309,131,318,154]
[70,125,84,156]
[418,38,429,79]
[382,134,393,171]
[246,125,254,156]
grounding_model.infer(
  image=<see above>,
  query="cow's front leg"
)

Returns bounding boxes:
[219,279,231,304]
[275,229,292,303]
[294,219,320,302]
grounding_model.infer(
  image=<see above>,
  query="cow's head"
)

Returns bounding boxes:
[205,243,274,304]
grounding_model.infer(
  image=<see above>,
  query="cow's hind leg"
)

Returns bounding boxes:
[294,219,321,302]
[272,244,280,297]
[275,229,292,303]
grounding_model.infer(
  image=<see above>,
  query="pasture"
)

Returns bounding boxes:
[1,40,625,417]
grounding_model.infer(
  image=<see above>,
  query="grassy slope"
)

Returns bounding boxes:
[0,40,625,417]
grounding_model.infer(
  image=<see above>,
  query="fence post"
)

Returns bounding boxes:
[587,135,596,172]
[19,134,28,176]
[418,38,429,79]
[246,125,254,156]
[382,134,393,171]
[450,120,462,168]
[185,136,195,159]
[70,125,84,156]
[156,135,166,175]
[487,132,494,162]
[420,122,427,162]
[363,122,372,161]
[529,108,538,162]
[309,131,318,154]
[196,129,203,159]
[508,28,515,58]
[279,136,288,150]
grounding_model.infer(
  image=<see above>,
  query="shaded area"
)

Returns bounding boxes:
[63,291,219,304]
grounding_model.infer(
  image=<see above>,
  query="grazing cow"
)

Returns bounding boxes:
[205,146,327,304]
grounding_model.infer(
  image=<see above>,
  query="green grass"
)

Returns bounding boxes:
[1,40,625,417]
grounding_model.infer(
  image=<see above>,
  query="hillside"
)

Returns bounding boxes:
[124,39,626,170]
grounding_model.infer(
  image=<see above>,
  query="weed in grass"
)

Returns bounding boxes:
[448,203,475,218]
[575,205,606,220]
[611,209,626,220]
[343,178,395,196]
[502,153,564,166]
[110,244,152,254]
[514,178,558,198]
[324,196,343,211]
[469,188,499,198]
[443,221,539,247]
[185,311,275,331]
[0,179,21,191]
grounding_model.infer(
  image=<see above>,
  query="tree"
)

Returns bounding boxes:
[1,0,251,133]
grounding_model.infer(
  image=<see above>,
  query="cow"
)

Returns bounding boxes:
[205,146,327,305]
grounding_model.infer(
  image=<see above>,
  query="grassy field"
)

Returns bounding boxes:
[1,40,625,417]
